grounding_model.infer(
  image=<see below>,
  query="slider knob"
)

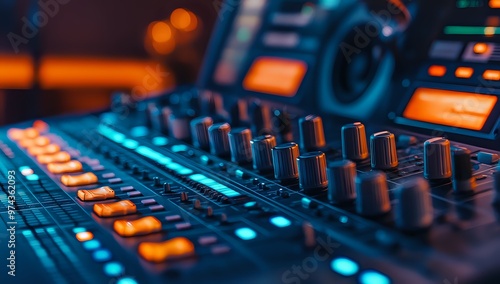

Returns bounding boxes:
[190,116,213,150]
[299,115,326,151]
[272,142,300,181]
[395,177,433,231]
[370,131,398,170]
[327,160,357,204]
[228,128,253,164]
[424,137,452,180]
[208,123,231,157]
[356,171,391,216]
[452,148,476,193]
[250,135,276,172]
[297,151,328,191]
[342,122,369,161]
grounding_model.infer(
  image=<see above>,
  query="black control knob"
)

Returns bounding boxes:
[299,115,326,151]
[250,135,276,172]
[272,142,300,181]
[250,102,272,135]
[190,116,213,150]
[272,109,293,143]
[228,128,253,164]
[424,137,452,180]
[208,123,231,157]
[342,122,369,161]
[147,103,165,133]
[297,151,328,191]
[168,113,191,141]
[395,177,433,231]
[452,148,476,193]
[356,171,391,216]
[230,100,249,127]
[327,160,357,204]
[370,131,398,170]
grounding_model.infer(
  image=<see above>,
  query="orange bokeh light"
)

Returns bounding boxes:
[0,55,34,89]
[170,8,192,30]
[473,43,489,54]
[151,21,172,43]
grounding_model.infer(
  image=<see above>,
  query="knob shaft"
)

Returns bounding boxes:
[250,102,272,135]
[424,137,452,180]
[356,171,391,216]
[228,128,253,164]
[299,115,326,151]
[370,131,398,170]
[168,113,191,141]
[297,151,328,190]
[208,123,231,157]
[342,122,369,161]
[272,142,300,181]
[190,116,213,150]
[251,135,276,172]
[395,177,433,231]
[452,148,476,193]
[327,160,357,204]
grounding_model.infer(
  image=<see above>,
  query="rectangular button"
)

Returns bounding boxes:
[483,70,500,81]
[165,215,182,222]
[28,144,61,156]
[141,199,157,206]
[175,222,192,230]
[120,186,134,192]
[19,136,50,148]
[78,186,115,201]
[114,216,162,237]
[47,160,83,174]
[108,178,122,184]
[455,67,474,79]
[37,151,71,164]
[61,172,98,186]
[428,65,447,77]
[127,191,143,197]
[102,173,116,179]
[149,205,164,212]
[93,200,136,217]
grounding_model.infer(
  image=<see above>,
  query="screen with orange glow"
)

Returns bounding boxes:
[403,88,497,131]
[243,57,307,97]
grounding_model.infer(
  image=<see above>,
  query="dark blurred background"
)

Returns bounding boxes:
[0,0,219,125]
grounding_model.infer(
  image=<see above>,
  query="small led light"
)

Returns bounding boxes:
[76,231,94,242]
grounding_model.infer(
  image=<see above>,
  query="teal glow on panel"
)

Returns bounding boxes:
[359,270,391,284]
[130,126,149,137]
[331,257,359,276]
[104,261,124,277]
[123,139,139,149]
[270,216,292,228]
[83,240,101,251]
[117,277,138,284]
[235,227,257,240]
[152,136,168,146]
[93,249,112,262]
[72,227,86,233]
[26,174,39,181]
[244,201,257,208]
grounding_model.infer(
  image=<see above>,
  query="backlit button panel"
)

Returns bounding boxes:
[78,186,116,201]
[61,172,98,187]
[93,200,137,217]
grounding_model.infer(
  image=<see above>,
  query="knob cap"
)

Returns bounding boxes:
[190,116,213,150]
[452,148,476,193]
[251,135,276,172]
[228,128,253,164]
[297,151,328,190]
[208,123,231,157]
[272,142,300,181]
[356,171,391,216]
[342,122,369,161]
[424,137,452,180]
[299,115,326,151]
[327,160,357,203]
[395,177,433,231]
[370,131,398,170]
[168,113,191,141]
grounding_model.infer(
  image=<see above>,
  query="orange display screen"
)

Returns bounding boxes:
[243,57,307,97]
[403,88,497,131]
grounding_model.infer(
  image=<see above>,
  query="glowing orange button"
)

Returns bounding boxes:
[455,67,474,79]
[19,136,51,148]
[138,237,195,262]
[428,65,447,77]
[7,128,26,141]
[473,43,490,54]
[61,172,98,187]
[47,160,83,174]
[78,186,115,201]
[28,144,60,156]
[93,200,136,217]
[76,231,94,242]
[37,151,71,164]
[114,216,162,237]
[483,70,500,81]
[491,0,500,8]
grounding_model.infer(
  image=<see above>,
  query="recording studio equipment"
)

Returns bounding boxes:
[1,1,500,284]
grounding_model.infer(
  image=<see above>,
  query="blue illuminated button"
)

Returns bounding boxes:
[244,201,257,208]
[152,136,168,146]
[131,126,149,137]
[270,216,292,228]
[331,257,359,276]
[26,174,39,181]
[123,139,139,149]
[104,261,124,277]
[82,240,101,251]
[72,227,86,234]
[117,277,138,284]
[92,249,112,262]
[235,227,257,240]
[359,270,391,284]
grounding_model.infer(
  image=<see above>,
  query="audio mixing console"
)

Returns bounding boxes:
[2,0,500,284]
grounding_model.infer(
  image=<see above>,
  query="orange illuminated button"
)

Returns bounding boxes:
[455,67,474,79]
[19,136,51,148]
[483,70,500,81]
[33,120,49,133]
[28,144,60,156]
[76,231,94,242]
[47,160,83,174]
[473,43,490,54]
[491,0,500,8]
[78,186,115,201]
[428,65,447,77]
[7,128,27,140]
[93,200,137,217]
[114,216,162,237]
[61,172,98,186]
[138,237,195,262]
[37,151,71,164]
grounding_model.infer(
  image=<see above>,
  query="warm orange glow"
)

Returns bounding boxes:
[428,65,447,77]
[138,237,195,262]
[114,216,162,237]
[151,21,172,43]
[490,0,500,8]
[455,67,474,79]
[76,231,94,242]
[170,9,192,30]
[93,200,137,217]
[485,27,496,37]
[19,136,50,148]
[152,38,176,55]
[78,186,115,201]
[37,151,71,164]
[61,172,98,187]
[0,55,34,89]
[183,12,199,32]
[243,57,307,97]
[33,120,49,133]
[483,70,500,81]
[47,160,83,174]
[473,43,489,54]
[403,88,497,131]
[27,144,60,156]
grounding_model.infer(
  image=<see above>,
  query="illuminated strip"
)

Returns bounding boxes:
[189,174,241,197]
[444,26,500,35]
